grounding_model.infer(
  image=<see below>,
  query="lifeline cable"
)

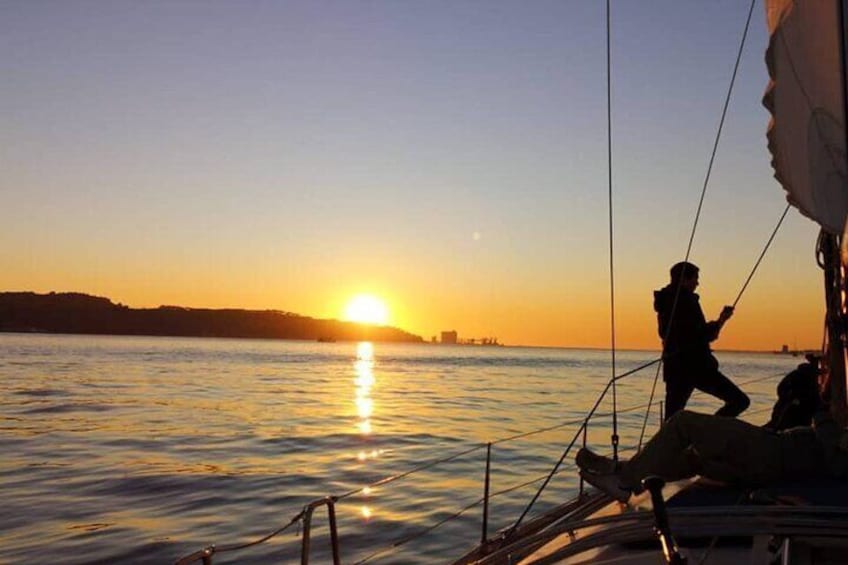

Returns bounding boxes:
[172,361,663,565]
[175,357,782,565]
[504,357,663,538]
[352,471,557,565]
[637,0,758,450]
[505,355,663,536]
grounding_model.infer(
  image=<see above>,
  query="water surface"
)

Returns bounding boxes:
[0,333,800,563]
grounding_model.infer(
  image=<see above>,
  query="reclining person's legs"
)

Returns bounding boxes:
[619,410,781,488]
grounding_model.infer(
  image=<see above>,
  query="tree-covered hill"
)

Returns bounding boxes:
[0,292,423,343]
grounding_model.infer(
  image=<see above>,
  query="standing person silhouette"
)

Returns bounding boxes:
[653,261,750,421]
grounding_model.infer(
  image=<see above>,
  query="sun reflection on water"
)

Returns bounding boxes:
[354,341,379,521]
[354,342,375,436]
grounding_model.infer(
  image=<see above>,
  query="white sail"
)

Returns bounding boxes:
[764,0,848,235]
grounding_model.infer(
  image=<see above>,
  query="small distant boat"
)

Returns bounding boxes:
[316,336,336,343]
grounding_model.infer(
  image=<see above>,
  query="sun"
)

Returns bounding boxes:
[344,294,389,325]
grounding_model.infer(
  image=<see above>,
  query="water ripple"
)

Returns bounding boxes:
[0,333,795,564]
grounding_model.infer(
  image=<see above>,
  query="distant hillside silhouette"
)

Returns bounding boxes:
[0,292,423,343]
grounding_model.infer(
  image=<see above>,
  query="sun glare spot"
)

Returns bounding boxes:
[358,419,372,434]
[357,341,374,360]
[344,295,389,325]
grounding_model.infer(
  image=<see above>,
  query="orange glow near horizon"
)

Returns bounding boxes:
[13,261,823,351]
[3,2,834,355]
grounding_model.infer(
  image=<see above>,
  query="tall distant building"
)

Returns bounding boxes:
[441,330,457,344]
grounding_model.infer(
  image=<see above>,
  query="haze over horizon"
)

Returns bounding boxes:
[1,1,824,350]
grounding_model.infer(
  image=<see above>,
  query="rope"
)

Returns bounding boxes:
[605,0,620,464]
[637,201,790,450]
[335,443,486,501]
[732,203,791,308]
[341,0,768,533]
[505,371,619,536]
[738,370,788,387]
[492,396,669,446]
[180,355,667,565]
[503,356,662,533]
[351,498,485,565]
[351,471,558,565]
[174,512,304,565]
[687,0,756,261]
[637,0,757,448]
[638,363,664,450]
[172,2,793,561]
[177,360,667,563]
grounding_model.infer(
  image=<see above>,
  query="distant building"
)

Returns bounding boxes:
[441,330,458,344]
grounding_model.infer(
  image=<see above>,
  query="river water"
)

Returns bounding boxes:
[0,333,802,564]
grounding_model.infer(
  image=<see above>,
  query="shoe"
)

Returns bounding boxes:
[580,470,632,503]
[576,447,619,475]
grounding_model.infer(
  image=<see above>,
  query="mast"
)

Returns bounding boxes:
[821,232,847,423]
[831,0,848,423]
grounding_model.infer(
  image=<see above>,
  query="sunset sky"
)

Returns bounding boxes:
[1,1,824,350]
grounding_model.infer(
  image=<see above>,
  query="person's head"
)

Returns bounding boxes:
[670,261,699,291]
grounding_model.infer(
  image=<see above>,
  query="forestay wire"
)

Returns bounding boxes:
[605,0,620,463]
[511,0,779,534]
[637,0,758,450]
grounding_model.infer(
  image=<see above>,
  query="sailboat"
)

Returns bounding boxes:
[447,1,848,563]
[174,1,848,563]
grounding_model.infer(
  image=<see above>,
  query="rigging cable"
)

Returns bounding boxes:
[504,356,662,538]
[638,201,788,449]
[637,0,758,450]
[731,203,791,308]
[636,200,788,449]
[605,0,620,462]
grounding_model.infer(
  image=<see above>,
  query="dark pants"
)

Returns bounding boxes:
[664,364,749,421]
[619,411,824,489]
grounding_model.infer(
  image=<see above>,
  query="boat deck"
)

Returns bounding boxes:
[509,478,848,565]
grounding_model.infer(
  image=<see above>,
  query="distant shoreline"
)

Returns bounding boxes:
[0,330,808,356]
[0,291,815,353]
[0,291,423,344]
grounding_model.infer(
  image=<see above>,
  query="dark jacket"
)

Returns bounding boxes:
[764,361,821,431]
[653,284,721,371]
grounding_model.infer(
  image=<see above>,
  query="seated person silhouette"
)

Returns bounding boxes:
[763,354,821,431]
[576,362,838,503]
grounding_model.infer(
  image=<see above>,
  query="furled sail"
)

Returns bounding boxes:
[764,0,848,235]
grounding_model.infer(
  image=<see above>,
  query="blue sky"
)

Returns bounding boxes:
[0,1,823,348]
